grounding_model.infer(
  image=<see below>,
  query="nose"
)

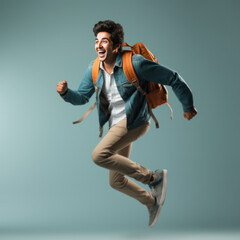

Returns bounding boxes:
[97,41,103,49]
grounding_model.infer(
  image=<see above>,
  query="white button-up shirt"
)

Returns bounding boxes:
[100,62,126,128]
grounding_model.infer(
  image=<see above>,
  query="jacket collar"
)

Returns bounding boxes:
[99,52,123,70]
[115,52,123,68]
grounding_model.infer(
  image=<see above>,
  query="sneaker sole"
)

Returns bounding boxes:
[149,170,168,228]
[159,169,168,206]
[149,203,163,228]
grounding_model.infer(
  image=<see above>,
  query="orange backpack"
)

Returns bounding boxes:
[73,42,173,136]
[121,42,173,128]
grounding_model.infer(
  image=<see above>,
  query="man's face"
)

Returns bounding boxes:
[95,32,119,63]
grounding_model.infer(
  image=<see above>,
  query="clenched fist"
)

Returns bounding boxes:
[57,80,68,95]
[183,107,198,120]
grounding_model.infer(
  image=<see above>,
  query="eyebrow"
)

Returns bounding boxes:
[95,37,110,41]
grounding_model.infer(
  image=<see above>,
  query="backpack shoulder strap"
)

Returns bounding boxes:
[92,57,100,84]
[72,57,102,136]
[122,51,139,85]
[122,45,160,128]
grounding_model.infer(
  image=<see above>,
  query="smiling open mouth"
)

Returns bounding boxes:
[98,50,106,57]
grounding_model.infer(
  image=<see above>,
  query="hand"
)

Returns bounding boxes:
[184,107,198,120]
[57,80,68,95]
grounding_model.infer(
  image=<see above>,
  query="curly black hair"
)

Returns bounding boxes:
[93,20,124,50]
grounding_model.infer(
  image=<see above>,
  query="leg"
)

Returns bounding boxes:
[92,118,152,184]
[92,118,167,227]
[109,144,155,208]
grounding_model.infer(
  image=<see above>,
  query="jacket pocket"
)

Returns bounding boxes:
[117,81,133,88]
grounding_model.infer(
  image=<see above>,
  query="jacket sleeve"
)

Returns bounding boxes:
[133,55,195,113]
[61,64,95,105]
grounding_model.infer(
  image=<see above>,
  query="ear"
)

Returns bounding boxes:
[113,44,121,53]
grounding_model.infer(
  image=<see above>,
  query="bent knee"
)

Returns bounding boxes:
[91,149,102,165]
[91,148,111,166]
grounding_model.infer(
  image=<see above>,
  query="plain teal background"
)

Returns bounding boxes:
[1,0,240,234]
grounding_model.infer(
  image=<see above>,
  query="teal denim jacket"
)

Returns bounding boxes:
[61,52,194,130]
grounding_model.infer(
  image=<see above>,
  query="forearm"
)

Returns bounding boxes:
[60,64,95,106]
[60,88,92,105]
[168,72,194,112]
[136,56,195,112]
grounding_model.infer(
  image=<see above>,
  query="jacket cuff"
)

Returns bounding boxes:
[60,89,70,101]
[183,105,195,113]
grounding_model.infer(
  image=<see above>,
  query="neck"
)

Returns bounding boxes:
[103,62,114,75]
[103,53,117,75]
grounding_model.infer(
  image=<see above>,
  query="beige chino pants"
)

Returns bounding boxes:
[92,118,155,208]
